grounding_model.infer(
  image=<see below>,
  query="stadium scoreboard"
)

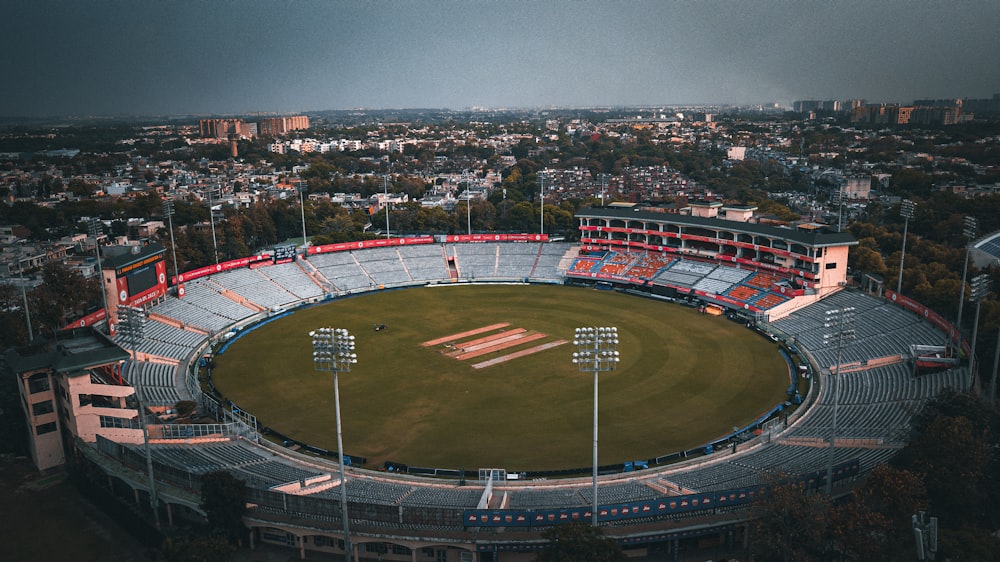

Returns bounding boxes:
[273,244,297,264]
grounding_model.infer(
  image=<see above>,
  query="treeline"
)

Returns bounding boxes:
[750,390,1000,561]
[846,190,1000,372]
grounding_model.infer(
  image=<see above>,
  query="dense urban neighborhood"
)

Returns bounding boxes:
[3,102,1000,346]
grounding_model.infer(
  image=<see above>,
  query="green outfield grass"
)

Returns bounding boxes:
[211,284,788,471]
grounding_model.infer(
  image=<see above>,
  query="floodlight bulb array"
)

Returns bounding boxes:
[970,274,992,302]
[116,305,146,339]
[310,328,358,372]
[572,326,620,372]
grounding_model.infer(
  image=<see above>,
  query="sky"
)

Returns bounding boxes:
[3,0,998,117]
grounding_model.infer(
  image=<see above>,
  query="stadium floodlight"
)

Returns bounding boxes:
[990,323,1000,405]
[117,304,160,530]
[967,275,991,393]
[836,184,845,232]
[955,216,978,335]
[208,187,219,265]
[464,170,472,236]
[897,199,916,294]
[384,173,391,238]
[823,307,855,497]
[310,327,357,562]
[538,172,546,236]
[572,326,620,526]
[14,243,33,341]
[87,218,110,328]
[298,184,308,251]
[162,200,181,296]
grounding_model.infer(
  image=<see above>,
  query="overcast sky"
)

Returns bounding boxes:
[3,0,998,117]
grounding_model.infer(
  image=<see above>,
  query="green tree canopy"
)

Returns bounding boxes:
[749,472,830,562]
[200,471,247,545]
[534,521,626,562]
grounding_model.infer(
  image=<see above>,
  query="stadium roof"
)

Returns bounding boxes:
[576,207,857,248]
[5,328,129,376]
[972,230,1000,266]
[102,242,166,270]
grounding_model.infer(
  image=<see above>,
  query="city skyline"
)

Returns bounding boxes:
[3,0,999,118]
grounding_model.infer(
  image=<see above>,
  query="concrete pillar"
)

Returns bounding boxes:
[299,535,305,559]
[166,502,173,526]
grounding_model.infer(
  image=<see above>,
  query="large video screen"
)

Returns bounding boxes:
[126,264,157,297]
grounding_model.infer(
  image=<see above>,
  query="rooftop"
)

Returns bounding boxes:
[5,327,129,376]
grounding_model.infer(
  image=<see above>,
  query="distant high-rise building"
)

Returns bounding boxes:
[257,116,310,136]
[896,106,914,125]
[199,118,252,139]
[793,100,821,113]
[962,93,1000,114]
[843,176,872,201]
[200,115,308,139]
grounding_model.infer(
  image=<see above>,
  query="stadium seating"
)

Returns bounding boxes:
[93,242,972,539]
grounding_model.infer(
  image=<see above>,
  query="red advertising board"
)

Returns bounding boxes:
[885,290,965,352]
[174,254,269,284]
[306,236,435,256]
[443,233,549,243]
[61,307,107,331]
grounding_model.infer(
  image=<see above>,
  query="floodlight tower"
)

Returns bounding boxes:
[383,173,391,238]
[298,185,308,251]
[968,274,991,392]
[572,326,620,526]
[896,199,916,294]
[464,170,472,236]
[990,323,1000,404]
[208,187,219,265]
[87,219,110,331]
[600,173,609,208]
[162,200,180,294]
[538,172,546,236]
[117,305,160,530]
[310,327,357,562]
[836,184,845,233]
[14,243,33,341]
[955,216,978,334]
[823,306,856,496]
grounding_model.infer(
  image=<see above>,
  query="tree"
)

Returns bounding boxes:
[889,390,1000,557]
[894,413,990,526]
[850,245,887,275]
[508,201,536,232]
[829,464,926,561]
[30,261,100,333]
[200,471,247,545]
[159,532,236,562]
[534,521,626,562]
[0,282,30,349]
[749,472,830,562]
